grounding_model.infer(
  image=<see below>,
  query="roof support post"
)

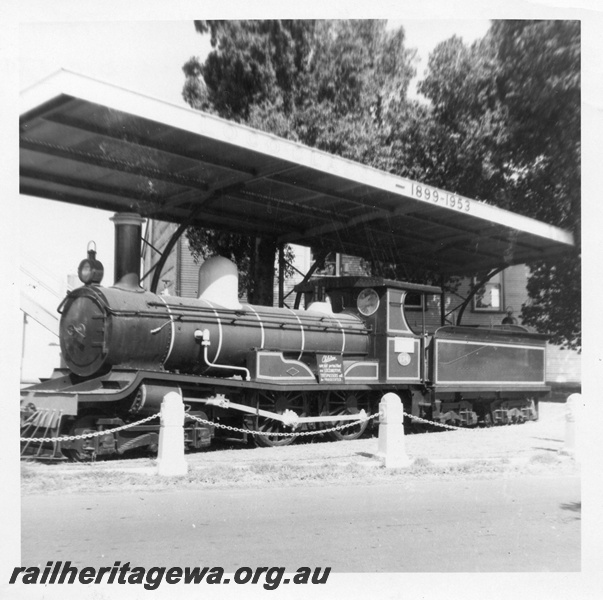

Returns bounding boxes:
[439,275,446,326]
[149,221,189,294]
[249,237,277,306]
[293,249,329,309]
[278,243,285,308]
[149,203,210,294]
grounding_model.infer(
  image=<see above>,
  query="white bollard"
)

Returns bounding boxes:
[561,392,581,462]
[156,391,188,476]
[375,392,412,468]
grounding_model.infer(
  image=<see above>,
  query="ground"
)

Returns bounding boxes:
[21,401,579,493]
[13,401,592,599]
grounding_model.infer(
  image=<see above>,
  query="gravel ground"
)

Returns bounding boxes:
[25,401,572,473]
[20,402,580,495]
[185,400,572,468]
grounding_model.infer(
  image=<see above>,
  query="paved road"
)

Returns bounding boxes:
[21,474,580,572]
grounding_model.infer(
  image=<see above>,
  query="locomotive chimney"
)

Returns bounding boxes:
[110,212,145,290]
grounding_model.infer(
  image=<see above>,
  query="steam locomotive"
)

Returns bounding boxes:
[20,213,548,460]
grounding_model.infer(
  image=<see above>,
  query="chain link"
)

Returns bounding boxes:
[187,412,381,437]
[20,407,505,444]
[405,408,539,430]
[403,412,466,431]
[188,411,469,437]
[20,413,160,443]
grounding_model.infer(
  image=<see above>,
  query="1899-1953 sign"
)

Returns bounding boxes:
[396,181,472,212]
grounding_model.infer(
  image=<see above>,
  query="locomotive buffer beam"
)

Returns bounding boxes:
[202,395,367,427]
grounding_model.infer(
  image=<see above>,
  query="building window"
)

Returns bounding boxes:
[404,292,424,310]
[314,252,338,276]
[473,272,503,312]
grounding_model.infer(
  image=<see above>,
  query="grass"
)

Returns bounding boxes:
[20,453,577,496]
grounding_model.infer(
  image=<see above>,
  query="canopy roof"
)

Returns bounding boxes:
[20,70,574,277]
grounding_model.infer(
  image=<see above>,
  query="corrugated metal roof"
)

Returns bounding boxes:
[20,70,575,277]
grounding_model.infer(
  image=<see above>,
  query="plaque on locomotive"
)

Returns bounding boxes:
[317,354,345,384]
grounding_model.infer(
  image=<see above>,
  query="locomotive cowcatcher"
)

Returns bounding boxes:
[20,213,548,460]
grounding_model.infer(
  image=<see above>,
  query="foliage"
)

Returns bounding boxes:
[491,21,580,350]
[186,229,253,297]
[417,21,581,349]
[182,19,581,348]
[182,19,423,296]
[186,228,295,302]
[522,256,581,349]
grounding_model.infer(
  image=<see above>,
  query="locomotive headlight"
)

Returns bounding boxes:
[78,242,104,285]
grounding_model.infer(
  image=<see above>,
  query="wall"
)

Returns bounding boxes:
[142,220,180,295]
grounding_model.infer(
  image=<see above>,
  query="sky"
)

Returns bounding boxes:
[18,21,209,284]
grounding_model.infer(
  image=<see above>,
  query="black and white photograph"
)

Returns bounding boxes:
[2,1,602,599]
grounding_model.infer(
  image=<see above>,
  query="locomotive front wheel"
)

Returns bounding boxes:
[323,391,372,441]
[62,416,99,462]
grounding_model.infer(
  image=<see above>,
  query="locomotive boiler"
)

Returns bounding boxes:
[21,213,549,461]
[59,257,369,381]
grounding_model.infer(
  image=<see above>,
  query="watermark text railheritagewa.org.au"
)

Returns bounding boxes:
[9,561,331,591]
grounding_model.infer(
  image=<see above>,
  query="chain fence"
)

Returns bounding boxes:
[401,413,467,431]
[20,413,160,443]
[20,408,472,444]
[187,411,381,438]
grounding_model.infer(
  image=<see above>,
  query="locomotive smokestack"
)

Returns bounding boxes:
[110,212,145,290]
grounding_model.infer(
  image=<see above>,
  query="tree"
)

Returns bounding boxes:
[183,20,318,121]
[186,228,295,303]
[184,20,417,152]
[182,21,314,303]
[417,21,581,349]
[493,21,580,350]
[182,20,420,302]
[182,19,580,349]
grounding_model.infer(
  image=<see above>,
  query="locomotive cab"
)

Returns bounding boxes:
[295,277,442,385]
